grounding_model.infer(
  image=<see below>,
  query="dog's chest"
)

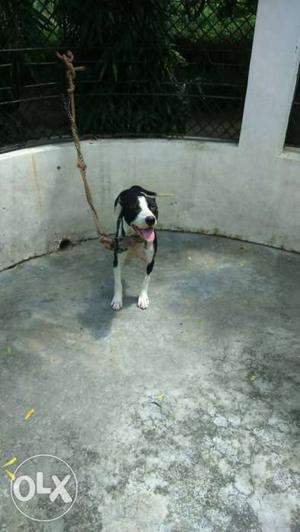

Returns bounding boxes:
[123,236,154,263]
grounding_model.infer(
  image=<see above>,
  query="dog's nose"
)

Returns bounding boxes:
[145,216,156,226]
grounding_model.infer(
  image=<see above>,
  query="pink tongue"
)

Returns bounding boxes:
[140,228,155,242]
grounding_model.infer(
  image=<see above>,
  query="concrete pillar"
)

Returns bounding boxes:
[239,0,300,154]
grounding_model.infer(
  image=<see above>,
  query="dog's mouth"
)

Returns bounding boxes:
[132,225,155,242]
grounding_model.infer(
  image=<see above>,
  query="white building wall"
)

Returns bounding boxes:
[1,0,300,270]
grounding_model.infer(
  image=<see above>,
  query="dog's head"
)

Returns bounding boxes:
[114,185,158,242]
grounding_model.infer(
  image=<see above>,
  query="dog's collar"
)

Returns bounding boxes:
[115,233,144,253]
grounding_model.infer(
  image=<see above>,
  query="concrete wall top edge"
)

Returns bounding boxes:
[0,137,239,162]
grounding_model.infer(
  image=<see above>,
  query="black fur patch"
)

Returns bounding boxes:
[146,233,158,275]
[113,251,118,268]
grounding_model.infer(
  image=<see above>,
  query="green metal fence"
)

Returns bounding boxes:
[0,0,258,152]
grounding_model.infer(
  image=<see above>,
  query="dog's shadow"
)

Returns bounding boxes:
[77,280,139,339]
[122,293,139,308]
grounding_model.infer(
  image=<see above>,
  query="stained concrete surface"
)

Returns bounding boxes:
[0,231,299,531]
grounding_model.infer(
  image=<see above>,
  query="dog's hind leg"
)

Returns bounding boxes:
[111,251,126,311]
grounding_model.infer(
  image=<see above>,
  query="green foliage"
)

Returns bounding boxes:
[54,0,187,135]
[170,0,256,42]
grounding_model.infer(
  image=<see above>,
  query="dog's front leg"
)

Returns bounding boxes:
[111,251,126,311]
[138,271,151,309]
[138,241,156,310]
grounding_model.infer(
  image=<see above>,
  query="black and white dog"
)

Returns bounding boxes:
[111,185,158,311]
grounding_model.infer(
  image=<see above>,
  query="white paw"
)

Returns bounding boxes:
[137,294,149,310]
[111,298,123,311]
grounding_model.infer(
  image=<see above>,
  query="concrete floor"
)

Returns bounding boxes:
[0,232,299,531]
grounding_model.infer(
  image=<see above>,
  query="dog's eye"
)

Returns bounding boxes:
[147,199,158,212]
[149,204,158,217]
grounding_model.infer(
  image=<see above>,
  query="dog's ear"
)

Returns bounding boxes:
[139,186,174,198]
[138,186,157,198]
[114,193,121,209]
[114,193,122,218]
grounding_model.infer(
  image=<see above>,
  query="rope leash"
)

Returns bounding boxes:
[56,50,114,251]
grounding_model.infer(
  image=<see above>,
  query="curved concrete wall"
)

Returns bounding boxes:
[0,136,300,270]
[1,0,300,269]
